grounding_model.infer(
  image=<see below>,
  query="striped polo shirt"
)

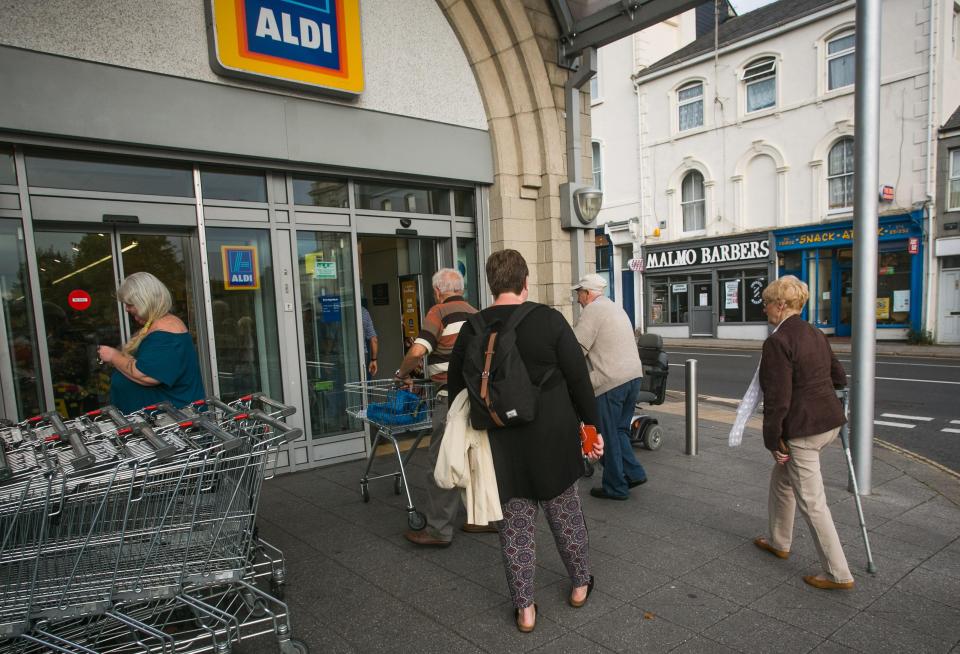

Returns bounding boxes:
[413,295,477,386]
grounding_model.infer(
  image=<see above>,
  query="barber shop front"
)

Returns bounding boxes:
[643,232,775,339]
[773,212,924,338]
[0,0,495,473]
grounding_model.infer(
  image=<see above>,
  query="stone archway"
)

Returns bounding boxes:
[438,0,589,314]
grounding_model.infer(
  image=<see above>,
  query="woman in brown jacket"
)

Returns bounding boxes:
[752,275,854,590]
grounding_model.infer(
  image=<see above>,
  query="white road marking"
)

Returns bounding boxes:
[838,359,960,369]
[880,413,934,421]
[951,420,960,425]
[665,351,752,358]
[847,374,960,386]
[942,428,960,434]
[873,420,917,428]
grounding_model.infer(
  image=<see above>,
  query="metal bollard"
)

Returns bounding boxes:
[685,359,699,456]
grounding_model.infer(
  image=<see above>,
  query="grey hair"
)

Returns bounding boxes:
[432,268,465,295]
[117,272,173,354]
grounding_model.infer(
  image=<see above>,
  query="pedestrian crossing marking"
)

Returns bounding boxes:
[881,413,933,421]
[874,420,916,429]
[951,420,960,425]
[942,428,960,434]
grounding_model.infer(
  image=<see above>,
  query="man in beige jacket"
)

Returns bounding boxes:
[573,274,647,500]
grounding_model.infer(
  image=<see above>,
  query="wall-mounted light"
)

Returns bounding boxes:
[560,183,603,229]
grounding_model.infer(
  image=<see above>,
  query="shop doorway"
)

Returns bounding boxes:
[690,277,714,336]
[939,268,960,344]
[836,263,853,337]
[357,236,441,381]
[33,225,201,417]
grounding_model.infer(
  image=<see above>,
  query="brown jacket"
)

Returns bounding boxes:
[759,315,847,452]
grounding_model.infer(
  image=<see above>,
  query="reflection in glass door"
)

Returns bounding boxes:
[0,220,44,418]
[34,228,200,417]
[297,231,360,439]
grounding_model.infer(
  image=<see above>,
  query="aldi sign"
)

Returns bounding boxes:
[222,246,260,290]
[207,0,364,96]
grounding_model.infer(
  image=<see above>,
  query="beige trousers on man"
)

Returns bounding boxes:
[768,426,853,583]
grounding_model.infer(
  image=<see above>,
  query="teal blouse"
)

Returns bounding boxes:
[110,331,206,413]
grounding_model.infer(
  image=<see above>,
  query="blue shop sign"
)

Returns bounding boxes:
[774,213,921,251]
[320,295,341,322]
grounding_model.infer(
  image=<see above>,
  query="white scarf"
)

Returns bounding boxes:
[729,319,783,447]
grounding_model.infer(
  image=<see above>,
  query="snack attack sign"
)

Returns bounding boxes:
[207,0,363,96]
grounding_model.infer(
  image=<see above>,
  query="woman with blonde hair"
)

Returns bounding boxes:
[752,275,854,590]
[98,272,205,413]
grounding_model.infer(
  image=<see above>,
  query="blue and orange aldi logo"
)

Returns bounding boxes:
[207,0,363,95]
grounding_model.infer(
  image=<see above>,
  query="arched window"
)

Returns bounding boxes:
[828,138,854,210]
[681,170,705,231]
[827,30,855,90]
[591,141,602,190]
[677,81,704,131]
[742,57,777,112]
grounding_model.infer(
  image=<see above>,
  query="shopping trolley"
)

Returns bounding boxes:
[344,379,435,531]
[0,394,309,654]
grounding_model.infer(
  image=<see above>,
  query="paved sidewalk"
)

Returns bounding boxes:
[663,337,960,358]
[243,399,960,653]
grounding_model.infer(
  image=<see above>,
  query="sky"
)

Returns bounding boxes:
[728,0,778,14]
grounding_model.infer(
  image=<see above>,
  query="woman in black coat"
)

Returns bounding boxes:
[447,249,604,633]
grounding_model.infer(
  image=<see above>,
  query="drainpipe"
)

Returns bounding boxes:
[634,76,647,333]
[924,0,937,336]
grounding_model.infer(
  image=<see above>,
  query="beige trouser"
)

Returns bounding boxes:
[768,426,853,583]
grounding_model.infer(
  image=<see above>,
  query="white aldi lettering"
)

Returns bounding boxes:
[646,239,769,270]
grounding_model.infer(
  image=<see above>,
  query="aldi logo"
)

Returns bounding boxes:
[207,0,363,96]
[222,245,261,290]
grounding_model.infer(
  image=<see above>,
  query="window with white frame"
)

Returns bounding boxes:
[826,31,855,90]
[949,148,960,210]
[828,138,855,210]
[591,141,602,190]
[954,3,960,59]
[681,171,706,231]
[677,81,704,131]
[742,57,777,112]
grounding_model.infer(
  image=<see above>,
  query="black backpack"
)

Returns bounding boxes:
[461,302,553,430]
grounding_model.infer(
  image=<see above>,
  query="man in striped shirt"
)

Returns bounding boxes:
[394,268,481,547]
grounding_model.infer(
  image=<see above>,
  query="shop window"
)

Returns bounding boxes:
[681,171,706,232]
[718,270,767,323]
[826,31,855,91]
[596,245,612,272]
[949,148,960,211]
[809,250,834,325]
[292,175,348,208]
[24,150,194,197]
[778,251,802,277]
[205,228,282,401]
[943,255,960,269]
[453,189,476,218]
[0,146,15,185]
[0,220,44,419]
[669,277,689,323]
[200,167,267,203]
[876,250,912,325]
[649,281,667,325]
[677,81,704,131]
[592,141,603,190]
[742,57,777,113]
[355,182,450,215]
[828,138,854,210]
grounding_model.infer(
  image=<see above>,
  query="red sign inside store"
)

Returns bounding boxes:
[908,237,919,255]
[67,289,92,311]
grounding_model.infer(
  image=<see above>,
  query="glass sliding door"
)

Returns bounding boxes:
[34,229,120,415]
[0,220,44,419]
[205,228,282,401]
[297,231,360,438]
[34,227,204,417]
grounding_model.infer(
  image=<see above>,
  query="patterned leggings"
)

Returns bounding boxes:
[497,483,591,609]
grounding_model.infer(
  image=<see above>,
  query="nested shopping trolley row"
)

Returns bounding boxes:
[0,394,308,653]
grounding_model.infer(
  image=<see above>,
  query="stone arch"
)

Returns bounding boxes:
[438,0,578,311]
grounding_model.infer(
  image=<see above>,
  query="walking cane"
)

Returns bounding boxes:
[837,388,877,574]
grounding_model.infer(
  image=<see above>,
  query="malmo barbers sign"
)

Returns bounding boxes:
[646,239,770,270]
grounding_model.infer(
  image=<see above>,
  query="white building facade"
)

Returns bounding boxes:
[596,0,960,341]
